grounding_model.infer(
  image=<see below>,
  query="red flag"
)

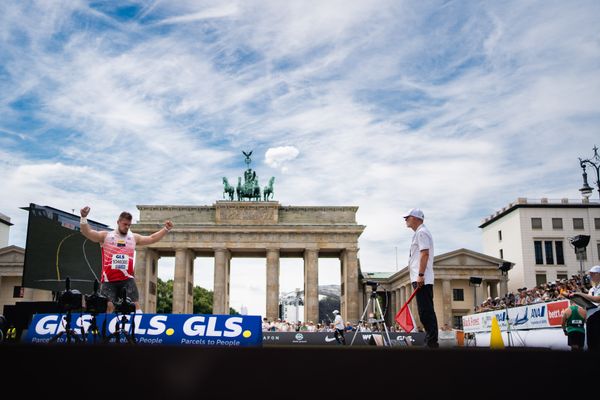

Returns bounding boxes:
[395,288,419,333]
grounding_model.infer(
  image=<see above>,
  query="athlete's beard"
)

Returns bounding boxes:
[118,227,129,235]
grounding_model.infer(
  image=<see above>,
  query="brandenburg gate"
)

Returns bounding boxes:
[132,202,365,323]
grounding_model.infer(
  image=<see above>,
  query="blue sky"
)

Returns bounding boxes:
[1,1,599,316]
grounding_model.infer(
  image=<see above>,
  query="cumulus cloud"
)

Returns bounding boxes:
[264,146,300,171]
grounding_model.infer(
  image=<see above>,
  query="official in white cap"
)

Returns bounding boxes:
[332,310,346,345]
[569,265,600,350]
[404,208,438,348]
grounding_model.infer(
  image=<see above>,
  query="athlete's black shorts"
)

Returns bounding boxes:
[100,278,139,303]
[567,331,585,348]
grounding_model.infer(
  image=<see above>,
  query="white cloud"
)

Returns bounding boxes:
[264,146,299,170]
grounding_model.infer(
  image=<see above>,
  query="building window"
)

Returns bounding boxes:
[557,273,568,281]
[544,241,554,264]
[536,273,547,286]
[573,218,584,230]
[531,218,542,229]
[534,241,544,264]
[498,230,502,241]
[452,288,464,301]
[13,286,24,298]
[499,249,504,259]
[552,218,563,230]
[534,240,564,265]
[595,218,600,230]
[555,241,565,265]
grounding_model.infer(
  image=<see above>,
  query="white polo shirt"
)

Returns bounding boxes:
[408,224,434,285]
[588,283,600,319]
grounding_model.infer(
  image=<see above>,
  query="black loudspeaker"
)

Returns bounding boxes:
[569,235,590,249]
[469,277,482,285]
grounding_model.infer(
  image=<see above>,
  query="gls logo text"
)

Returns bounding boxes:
[182,316,243,337]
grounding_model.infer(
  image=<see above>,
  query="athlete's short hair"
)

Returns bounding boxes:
[118,211,133,221]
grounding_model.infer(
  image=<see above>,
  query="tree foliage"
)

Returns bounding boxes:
[156,278,237,314]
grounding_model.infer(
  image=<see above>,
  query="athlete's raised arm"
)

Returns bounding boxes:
[79,206,108,243]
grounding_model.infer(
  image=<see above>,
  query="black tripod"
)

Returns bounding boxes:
[83,279,108,344]
[350,283,392,346]
[104,312,136,344]
[49,277,83,344]
[49,310,83,344]
[104,289,136,344]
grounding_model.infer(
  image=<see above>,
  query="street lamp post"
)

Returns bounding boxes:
[578,145,600,200]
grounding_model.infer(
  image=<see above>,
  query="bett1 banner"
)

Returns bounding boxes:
[461,299,568,333]
[24,313,262,346]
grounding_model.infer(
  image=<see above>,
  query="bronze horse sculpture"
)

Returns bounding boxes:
[263,177,275,201]
[222,177,235,201]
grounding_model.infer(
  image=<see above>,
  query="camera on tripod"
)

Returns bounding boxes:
[365,281,380,296]
[365,280,380,290]
[84,280,108,314]
[57,278,83,312]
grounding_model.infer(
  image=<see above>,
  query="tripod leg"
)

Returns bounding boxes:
[374,298,392,346]
[350,297,372,346]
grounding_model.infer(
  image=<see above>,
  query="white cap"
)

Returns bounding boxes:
[332,310,339,314]
[589,265,600,273]
[403,208,424,220]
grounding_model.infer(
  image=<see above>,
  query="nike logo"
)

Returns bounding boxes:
[325,336,337,342]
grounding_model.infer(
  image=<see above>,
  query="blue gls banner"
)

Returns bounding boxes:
[24,313,262,346]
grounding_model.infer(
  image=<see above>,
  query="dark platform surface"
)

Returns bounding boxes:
[1,343,591,399]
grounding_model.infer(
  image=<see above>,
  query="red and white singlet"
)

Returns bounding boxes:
[100,229,136,282]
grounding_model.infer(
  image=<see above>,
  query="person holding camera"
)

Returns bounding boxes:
[80,206,173,313]
[569,265,600,350]
[404,208,438,348]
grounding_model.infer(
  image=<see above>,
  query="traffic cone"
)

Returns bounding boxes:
[490,316,505,349]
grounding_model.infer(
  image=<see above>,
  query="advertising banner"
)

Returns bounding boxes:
[262,331,426,346]
[23,313,262,346]
[462,299,569,333]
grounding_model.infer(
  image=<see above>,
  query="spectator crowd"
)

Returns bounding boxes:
[474,274,591,313]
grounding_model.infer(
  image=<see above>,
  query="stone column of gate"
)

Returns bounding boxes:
[173,248,193,314]
[303,248,319,324]
[213,248,230,314]
[266,248,280,321]
[187,251,196,313]
[442,279,452,327]
[341,248,360,323]
[225,251,231,314]
[148,250,160,312]
[134,248,148,311]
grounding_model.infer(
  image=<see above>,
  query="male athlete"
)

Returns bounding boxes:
[80,206,173,313]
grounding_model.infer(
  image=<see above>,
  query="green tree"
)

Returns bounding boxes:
[193,285,213,314]
[156,278,238,314]
[319,295,340,324]
[156,278,173,314]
